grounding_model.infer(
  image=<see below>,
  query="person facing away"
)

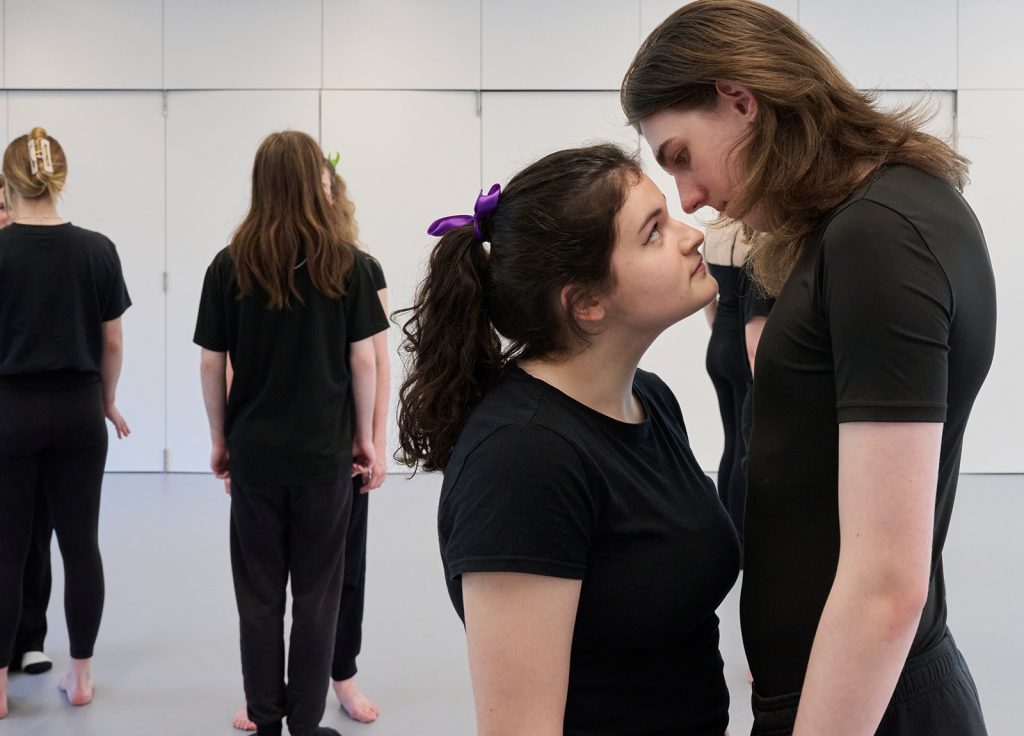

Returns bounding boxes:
[194,130,388,736]
[0,173,55,680]
[230,156,391,733]
[0,127,132,718]
[397,143,741,736]
[622,1,996,734]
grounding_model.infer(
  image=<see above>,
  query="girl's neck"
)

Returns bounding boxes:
[12,196,61,224]
[518,332,654,424]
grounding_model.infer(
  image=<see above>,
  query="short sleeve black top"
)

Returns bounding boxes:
[440,366,741,736]
[0,223,131,384]
[361,252,387,291]
[741,165,997,697]
[193,247,388,485]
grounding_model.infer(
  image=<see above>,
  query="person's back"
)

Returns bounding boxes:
[194,130,387,736]
[0,223,125,382]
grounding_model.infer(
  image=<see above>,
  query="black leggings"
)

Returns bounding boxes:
[0,382,107,668]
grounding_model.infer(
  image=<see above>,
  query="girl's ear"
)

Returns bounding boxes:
[561,284,606,323]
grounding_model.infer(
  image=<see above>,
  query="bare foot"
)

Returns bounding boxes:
[1,666,9,718]
[58,670,94,706]
[232,705,257,731]
[332,677,379,723]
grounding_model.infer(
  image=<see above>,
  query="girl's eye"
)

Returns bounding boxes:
[645,224,662,245]
[674,150,689,168]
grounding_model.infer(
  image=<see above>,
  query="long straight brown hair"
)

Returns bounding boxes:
[621,0,969,295]
[230,131,355,309]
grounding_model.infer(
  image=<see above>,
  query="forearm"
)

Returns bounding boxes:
[371,332,390,450]
[793,572,923,735]
[199,351,228,443]
[350,340,376,444]
[100,338,123,408]
[794,422,938,735]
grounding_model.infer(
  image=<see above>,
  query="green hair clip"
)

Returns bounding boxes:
[326,151,341,170]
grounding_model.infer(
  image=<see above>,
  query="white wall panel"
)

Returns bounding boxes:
[641,0,798,36]
[321,90,481,472]
[166,91,320,472]
[4,0,162,89]
[799,0,957,90]
[7,92,166,471]
[481,91,638,185]
[483,0,640,90]
[164,0,321,89]
[323,0,480,90]
[959,0,1024,90]
[956,91,1024,473]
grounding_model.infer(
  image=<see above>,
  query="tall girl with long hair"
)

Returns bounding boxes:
[0,128,131,716]
[398,144,740,735]
[622,1,995,733]
[195,131,387,736]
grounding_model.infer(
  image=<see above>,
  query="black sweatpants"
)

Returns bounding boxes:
[14,487,54,661]
[331,476,368,682]
[230,477,351,736]
[0,381,107,669]
[750,632,987,735]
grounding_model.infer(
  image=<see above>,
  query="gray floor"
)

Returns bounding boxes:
[3,473,1021,735]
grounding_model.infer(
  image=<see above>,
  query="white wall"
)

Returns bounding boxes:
[1,1,1018,473]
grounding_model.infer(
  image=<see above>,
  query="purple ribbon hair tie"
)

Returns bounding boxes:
[427,183,502,241]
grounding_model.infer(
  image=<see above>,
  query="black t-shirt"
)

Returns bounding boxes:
[361,252,387,291]
[193,247,388,485]
[440,366,740,736]
[741,165,997,698]
[0,223,131,384]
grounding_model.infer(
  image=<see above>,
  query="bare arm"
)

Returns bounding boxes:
[744,315,766,377]
[364,288,391,491]
[100,318,130,438]
[199,348,229,478]
[350,336,377,474]
[463,572,581,736]
[792,422,940,735]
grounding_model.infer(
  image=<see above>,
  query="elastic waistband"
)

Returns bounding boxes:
[890,632,960,704]
[752,632,962,729]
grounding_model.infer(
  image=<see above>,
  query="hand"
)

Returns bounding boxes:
[211,441,230,480]
[352,436,375,486]
[364,441,388,492]
[105,404,131,439]
[223,477,232,496]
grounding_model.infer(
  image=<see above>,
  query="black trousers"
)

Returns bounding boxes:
[331,476,368,681]
[14,488,54,662]
[230,477,351,736]
[0,382,107,668]
[750,632,988,735]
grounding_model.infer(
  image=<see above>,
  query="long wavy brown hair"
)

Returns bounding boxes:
[396,144,640,472]
[325,159,360,246]
[621,0,969,295]
[230,131,355,309]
